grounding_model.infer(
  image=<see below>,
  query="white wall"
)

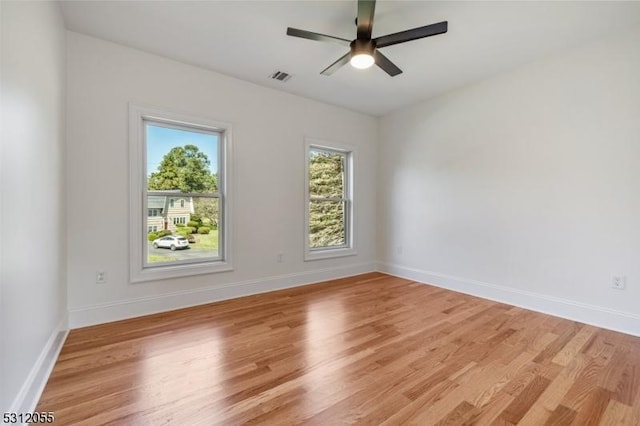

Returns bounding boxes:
[66,32,378,327]
[0,1,67,411]
[378,26,640,335]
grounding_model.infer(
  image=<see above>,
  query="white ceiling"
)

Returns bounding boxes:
[60,1,640,116]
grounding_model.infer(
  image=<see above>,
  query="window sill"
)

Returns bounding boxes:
[131,261,233,283]
[304,247,357,262]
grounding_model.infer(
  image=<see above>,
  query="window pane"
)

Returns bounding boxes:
[146,123,219,194]
[309,149,345,198]
[147,196,220,264]
[309,200,345,248]
[145,122,222,267]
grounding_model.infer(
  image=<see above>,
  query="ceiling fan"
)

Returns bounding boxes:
[286,0,448,77]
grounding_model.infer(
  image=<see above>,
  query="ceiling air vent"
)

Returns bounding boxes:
[269,71,293,82]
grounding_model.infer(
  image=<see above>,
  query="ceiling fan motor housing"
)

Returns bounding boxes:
[350,39,376,57]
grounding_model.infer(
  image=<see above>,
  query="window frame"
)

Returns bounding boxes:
[304,138,356,261]
[129,104,233,282]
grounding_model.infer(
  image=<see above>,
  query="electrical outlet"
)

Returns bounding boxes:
[96,270,107,284]
[611,276,626,290]
[276,253,284,263]
[396,246,403,255]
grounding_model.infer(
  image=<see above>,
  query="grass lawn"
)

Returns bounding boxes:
[148,253,178,263]
[191,230,218,249]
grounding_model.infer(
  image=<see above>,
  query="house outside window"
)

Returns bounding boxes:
[129,105,233,282]
[304,138,356,261]
[147,193,193,231]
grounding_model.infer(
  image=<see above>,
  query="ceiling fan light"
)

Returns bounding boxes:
[350,53,375,69]
[349,39,376,70]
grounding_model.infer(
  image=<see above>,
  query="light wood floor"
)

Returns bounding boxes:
[37,273,640,425]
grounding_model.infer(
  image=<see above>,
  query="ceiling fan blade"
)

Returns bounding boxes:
[357,0,376,40]
[374,21,448,48]
[374,50,402,77]
[321,52,351,76]
[286,27,351,46]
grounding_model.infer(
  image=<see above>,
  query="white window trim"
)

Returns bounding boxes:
[304,137,357,261]
[129,104,233,282]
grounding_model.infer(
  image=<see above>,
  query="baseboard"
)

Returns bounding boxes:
[10,316,68,414]
[69,262,376,328]
[378,262,640,337]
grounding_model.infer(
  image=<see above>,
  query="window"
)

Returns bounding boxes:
[172,216,187,225]
[129,105,232,282]
[304,139,356,260]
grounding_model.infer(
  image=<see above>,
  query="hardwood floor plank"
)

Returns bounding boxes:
[552,325,598,366]
[465,392,515,426]
[569,386,611,425]
[600,399,633,426]
[35,273,640,425]
[381,380,460,425]
[434,400,476,425]
[518,370,575,425]
[544,404,576,425]
[611,360,639,405]
[471,351,536,409]
[496,375,551,424]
